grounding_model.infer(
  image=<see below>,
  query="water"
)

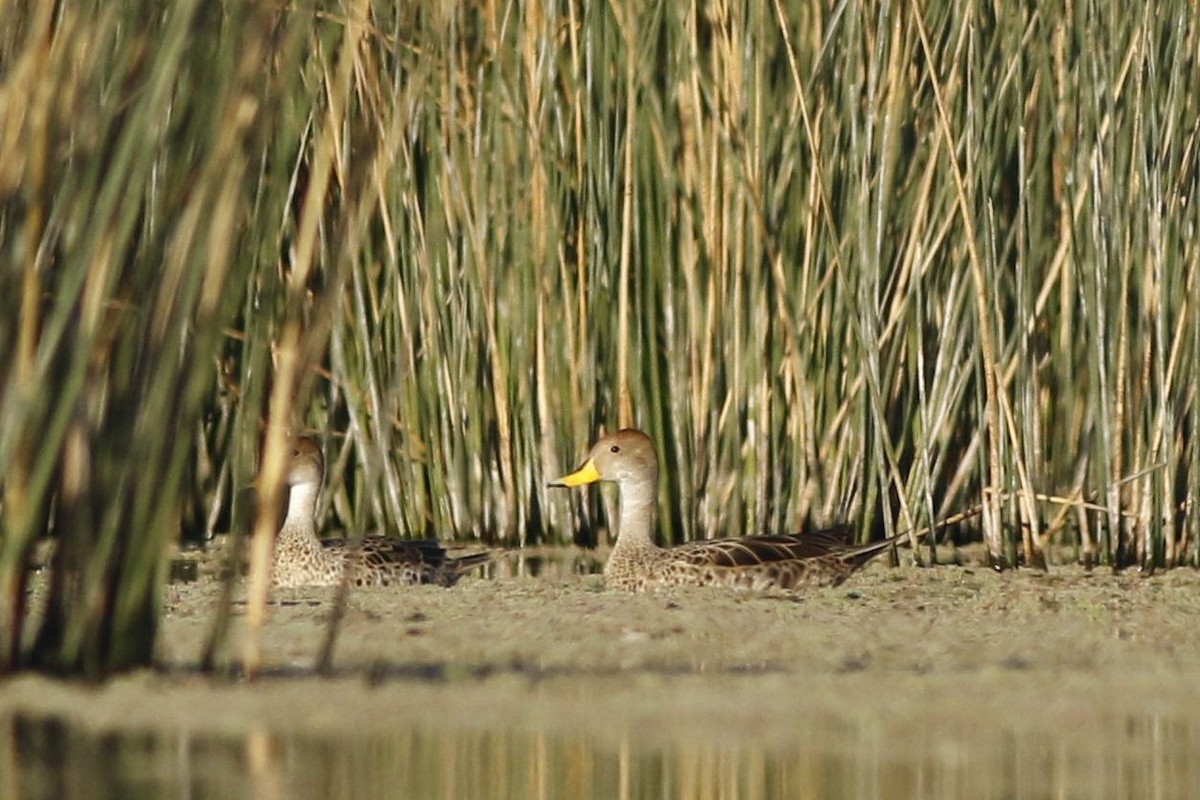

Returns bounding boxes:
[20,546,1200,799]
[6,704,1199,799]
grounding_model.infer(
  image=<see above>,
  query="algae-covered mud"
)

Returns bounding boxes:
[5,550,1200,798]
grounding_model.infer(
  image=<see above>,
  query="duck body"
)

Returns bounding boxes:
[551,429,896,593]
[271,437,489,588]
[603,529,895,593]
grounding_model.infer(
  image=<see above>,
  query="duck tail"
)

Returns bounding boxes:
[449,550,493,573]
[430,549,493,586]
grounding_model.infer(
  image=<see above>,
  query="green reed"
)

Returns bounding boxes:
[0,0,1197,675]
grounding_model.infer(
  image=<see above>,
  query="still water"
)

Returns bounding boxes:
[6,704,1198,800]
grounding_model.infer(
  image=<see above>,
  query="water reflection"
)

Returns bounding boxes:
[500,547,606,579]
[6,708,1200,800]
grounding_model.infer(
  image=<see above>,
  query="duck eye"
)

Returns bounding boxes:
[610,445,620,453]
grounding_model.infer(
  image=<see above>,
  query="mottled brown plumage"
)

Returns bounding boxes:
[550,429,897,593]
[271,437,489,588]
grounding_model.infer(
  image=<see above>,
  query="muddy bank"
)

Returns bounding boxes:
[4,549,1200,746]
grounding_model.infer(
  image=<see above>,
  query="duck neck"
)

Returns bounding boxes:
[278,481,322,552]
[612,473,659,553]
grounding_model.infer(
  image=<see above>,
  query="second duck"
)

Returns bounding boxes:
[271,436,490,588]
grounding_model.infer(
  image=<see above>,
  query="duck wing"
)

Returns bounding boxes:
[324,537,491,587]
[669,527,855,567]
[665,528,896,591]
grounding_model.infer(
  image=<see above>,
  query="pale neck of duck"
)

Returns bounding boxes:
[278,481,322,548]
[612,473,659,553]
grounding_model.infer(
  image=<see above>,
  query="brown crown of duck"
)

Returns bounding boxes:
[550,429,901,593]
[270,437,490,588]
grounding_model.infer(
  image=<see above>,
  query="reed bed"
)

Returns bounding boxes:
[0,0,1197,674]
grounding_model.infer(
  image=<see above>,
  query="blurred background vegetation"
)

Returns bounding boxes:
[0,0,1197,674]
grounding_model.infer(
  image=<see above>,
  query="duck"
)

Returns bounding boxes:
[269,436,490,588]
[550,428,904,592]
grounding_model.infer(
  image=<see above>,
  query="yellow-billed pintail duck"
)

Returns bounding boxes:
[271,436,490,588]
[550,429,902,593]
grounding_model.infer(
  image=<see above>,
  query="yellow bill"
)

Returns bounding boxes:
[549,458,602,487]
